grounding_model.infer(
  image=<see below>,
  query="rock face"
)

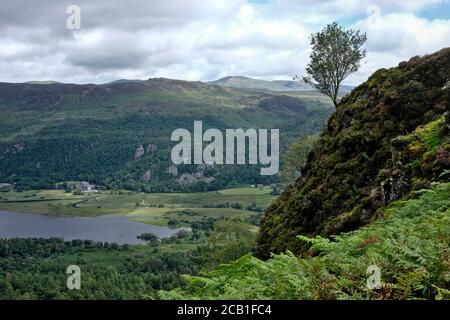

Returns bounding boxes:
[167,165,178,177]
[177,173,215,185]
[134,145,145,159]
[257,48,450,259]
[443,79,450,91]
[147,144,157,153]
[134,144,157,159]
[380,169,410,205]
[142,170,152,182]
[13,143,24,153]
[177,165,215,185]
[444,79,450,132]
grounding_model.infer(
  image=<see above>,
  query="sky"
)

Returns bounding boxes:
[0,0,449,85]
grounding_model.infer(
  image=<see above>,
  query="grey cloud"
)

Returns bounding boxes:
[0,0,448,84]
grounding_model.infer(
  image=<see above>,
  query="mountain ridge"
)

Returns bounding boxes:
[210,76,355,93]
[12,75,354,94]
[0,77,333,192]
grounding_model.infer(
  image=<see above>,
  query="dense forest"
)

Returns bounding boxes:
[0,238,196,299]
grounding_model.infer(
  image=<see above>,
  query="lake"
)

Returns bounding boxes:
[0,210,183,244]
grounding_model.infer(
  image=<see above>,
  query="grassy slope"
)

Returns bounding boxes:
[162,181,450,300]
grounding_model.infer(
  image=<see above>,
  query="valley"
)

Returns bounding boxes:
[0,78,333,192]
[0,186,275,232]
[1,0,449,304]
[0,186,275,299]
[0,50,448,301]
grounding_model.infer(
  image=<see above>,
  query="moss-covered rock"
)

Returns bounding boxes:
[257,48,450,258]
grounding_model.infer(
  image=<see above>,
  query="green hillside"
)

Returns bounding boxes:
[257,48,450,257]
[163,181,450,300]
[0,78,332,192]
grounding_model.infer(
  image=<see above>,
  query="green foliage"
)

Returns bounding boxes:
[281,134,318,186]
[199,220,257,271]
[301,22,367,107]
[162,182,450,300]
[0,238,201,299]
[137,233,159,244]
[415,117,446,151]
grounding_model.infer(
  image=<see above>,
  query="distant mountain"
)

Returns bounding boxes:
[104,79,144,85]
[209,76,312,91]
[0,77,333,192]
[24,80,61,85]
[209,76,354,94]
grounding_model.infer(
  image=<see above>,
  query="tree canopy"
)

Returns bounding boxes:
[301,22,367,107]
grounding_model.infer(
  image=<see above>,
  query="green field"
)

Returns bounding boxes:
[0,187,276,227]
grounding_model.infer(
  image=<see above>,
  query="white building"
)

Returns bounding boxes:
[78,181,98,194]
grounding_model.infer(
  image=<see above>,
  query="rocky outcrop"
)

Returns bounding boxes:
[443,79,450,91]
[134,145,145,159]
[177,166,215,185]
[257,48,450,258]
[177,173,215,185]
[13,143,24,153]
[142,170,152,182]
[167,165,178,177]
[134,144,157,159]
[147,144,157,153]
[444,79,450,132]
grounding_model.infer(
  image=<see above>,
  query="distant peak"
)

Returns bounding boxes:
[209,76,314,92]
[24,80,61,85]
[105,79,143,85]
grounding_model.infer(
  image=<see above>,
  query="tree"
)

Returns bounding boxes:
[281,134,318,186]
[137,233,159,244]
[201,220,256,270]
[300,22,367,107]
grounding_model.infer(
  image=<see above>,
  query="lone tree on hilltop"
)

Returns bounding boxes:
[298,22,367,108]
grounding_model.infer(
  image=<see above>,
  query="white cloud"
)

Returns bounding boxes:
[345,11,450,84]
[0,0,448,84]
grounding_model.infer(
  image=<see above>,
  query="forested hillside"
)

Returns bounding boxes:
[0,78,332,192]
[257,48,450,257]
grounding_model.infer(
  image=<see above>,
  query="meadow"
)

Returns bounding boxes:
[0,186,276,228]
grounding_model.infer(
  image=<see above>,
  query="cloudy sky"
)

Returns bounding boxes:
[0,0,449,85]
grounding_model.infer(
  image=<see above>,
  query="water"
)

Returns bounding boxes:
[0,210,183,244]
